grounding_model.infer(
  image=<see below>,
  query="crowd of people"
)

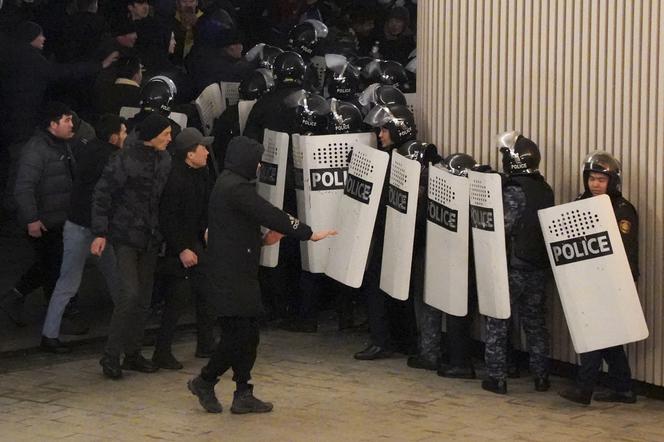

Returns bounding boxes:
[0,0,642,414]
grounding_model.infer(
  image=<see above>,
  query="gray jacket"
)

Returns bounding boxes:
[14,129,74,228]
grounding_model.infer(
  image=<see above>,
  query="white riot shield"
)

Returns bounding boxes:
[238,100,256,135]
[220,81,240,107]
[291,134,311,270]
[379,154,421,300]
[404,93,418,121]
[256,129,289,267]
[300,132,377,273]
[194,83,224,135]
[424,165,470,315]
[325,144,389,287]
[310,56,327,92]
[468,171,510,319]
[539,195,648,353]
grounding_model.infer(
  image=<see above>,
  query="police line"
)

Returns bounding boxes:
[280,137,647,350]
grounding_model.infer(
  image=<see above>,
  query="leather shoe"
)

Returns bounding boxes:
[534,376,551,392]
[40,336,71,354]
[437,364,476,379]
[559,387,592,405]
[100,354,123,379]
[482,377,507,395]
[152,352,184,370]
[406,355,438,371]
[122,353,159,373]
[354,344,392,361]
[593,390,637,404]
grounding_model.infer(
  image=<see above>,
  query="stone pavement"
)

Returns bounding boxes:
[1,325,663,442]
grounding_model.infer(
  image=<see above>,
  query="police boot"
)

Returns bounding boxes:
[230,384,273,414]
[437,363,476,379]
[407,355,438,371]
[534,375,551,392]
[481,377,507,395]
[593,390,637,404]
[152,350,184,370]
[558,387,592,405]
[188,376,222,413]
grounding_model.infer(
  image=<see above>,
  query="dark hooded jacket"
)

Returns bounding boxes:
[204,136,313,317]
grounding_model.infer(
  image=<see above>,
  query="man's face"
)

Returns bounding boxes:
[386,18,406,36]
[150,126,172,150]
[31,33,46,50]
[177,0,197,13]
[587,172,609,196]
[50,114,74,139]
[379,127,393,148]
[187,144,209,168]
[128,1,150,20]
[225,43,243,60]
[352,19,374,37]
[117,32,138,48]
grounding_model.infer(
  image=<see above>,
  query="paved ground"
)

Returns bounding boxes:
[1,323,664,442]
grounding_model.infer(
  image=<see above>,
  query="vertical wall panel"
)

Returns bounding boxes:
[418,0,664,386]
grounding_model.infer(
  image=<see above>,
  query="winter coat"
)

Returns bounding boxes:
[91,139,172,250]
[204,136,312,317]
[13,129,75,228]
[159,160,211,276]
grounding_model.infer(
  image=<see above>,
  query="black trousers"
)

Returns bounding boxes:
[577,345,633,393]
[201,317,259,385]
[155,269,215,355]
[16,226,64,299]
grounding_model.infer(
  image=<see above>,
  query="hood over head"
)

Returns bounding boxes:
[225,136,265,180]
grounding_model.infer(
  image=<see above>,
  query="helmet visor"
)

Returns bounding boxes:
[583,150,621,174]
[303,19,329,39]
[363,105,394,128]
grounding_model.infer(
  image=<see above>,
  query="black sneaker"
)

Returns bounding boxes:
[230,385,273,414]
[188,376,222,413]
[481,377,507,395]
[99,354,123,380]
[353,344,392,361]
[559,387,592,405]
[122,353,159,373]
[40,336,72,354]
[534,376,551,392]
[152,352,184,370]
[593,390,637,404]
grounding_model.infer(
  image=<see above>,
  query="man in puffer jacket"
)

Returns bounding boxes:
[1,103,76,326]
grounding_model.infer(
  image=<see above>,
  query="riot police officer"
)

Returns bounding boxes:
[353,103,426,360]
[559,150,639,405]
[482,132,554,395]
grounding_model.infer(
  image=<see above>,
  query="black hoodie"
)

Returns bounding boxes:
[204,136,312,317]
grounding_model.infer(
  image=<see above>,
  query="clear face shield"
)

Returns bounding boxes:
[148,75,178,98]
[256,68,275,90]
[303,19,329,39]
[583,150,621,176]
[363,104,394,129]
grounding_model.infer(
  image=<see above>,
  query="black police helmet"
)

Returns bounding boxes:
[327,63,360,100]
[364,103,416,147]
[397,140,440,166]
[327,99,364,134]
[498,131,541,175]
[582,150,622,196]
[442,153,477,176]
[239,68,275,101]
[288,19,329,57]
[140,75,177,114]
[287,91,330,135]
[273,51,307,87]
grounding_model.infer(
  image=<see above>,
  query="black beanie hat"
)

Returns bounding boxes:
[138,113,171,141]
[16,21,43,44]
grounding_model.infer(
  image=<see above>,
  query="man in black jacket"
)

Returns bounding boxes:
[39,115,126,353]
[1,103,76,326]
[187,136,335,414]
[153,128,215,369]
[91,113,172,379]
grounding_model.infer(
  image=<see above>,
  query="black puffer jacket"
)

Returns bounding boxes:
[13,129,74,229]
[91,139,172,250]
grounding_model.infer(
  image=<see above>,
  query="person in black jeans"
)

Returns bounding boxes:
[90,113,172,379]
[153,128,216,369]
[187,136,336,414]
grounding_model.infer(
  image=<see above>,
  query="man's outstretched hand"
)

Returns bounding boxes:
[310,230,338,242]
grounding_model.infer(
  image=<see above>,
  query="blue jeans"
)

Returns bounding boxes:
[42,221,119,339]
